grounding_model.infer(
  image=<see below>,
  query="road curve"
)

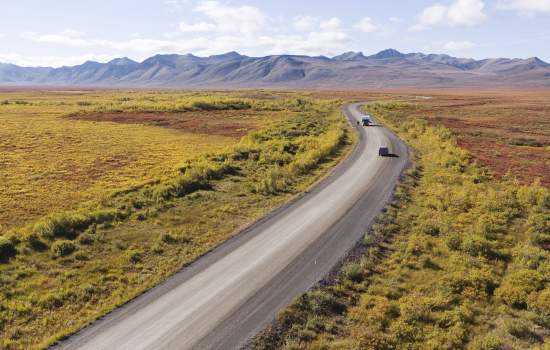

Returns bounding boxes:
[54,103,408,350]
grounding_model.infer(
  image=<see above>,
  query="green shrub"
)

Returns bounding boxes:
[504,319,538,341]
[512,244,547,270]
[151,243,165,254]
[160,232,178,244]
[295,328,317,342]
[0,236,17,262]
[398,295,436,324]
[38,291,76,310]
[308,290,343,315]
[496,269,545,308]
[126,250,142,264]
[528,289,550,327]
[342,263,364,283]
[73,251,89,261]
[461,235,494,258]
[78,234,95,245]
[420,221,441,236]
[33,213,90,240]
[509,138,544,147]
[23,232,48,251]
[50,240,77,257]
[446,234,462,251]
[471,333,503,350]
[191,100,251,111]
[153,175,209,201]
[443,268,497,298]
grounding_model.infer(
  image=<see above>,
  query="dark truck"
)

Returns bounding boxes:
[378,147,390,157]
[361,116,372,126]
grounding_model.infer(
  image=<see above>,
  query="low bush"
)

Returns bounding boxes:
[78,234,95,246]
[0,236,17,262]
[160,232,179,244]
[33,213,90,240]
[509,138,544,147]
[342,263,364,283]
[308,290,343,315]
[470,333,504,350]
[496,269,545,308]
[461,235,494,258]
[23,232,48,251]
[505,319,538,341]
[50,240,77,257]
[126,250,143,264]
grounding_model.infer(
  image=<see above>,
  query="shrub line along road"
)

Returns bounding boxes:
[54,103,408,350]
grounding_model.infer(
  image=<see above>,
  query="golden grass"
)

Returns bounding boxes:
[0,91,352,349]
[0,90,290,231]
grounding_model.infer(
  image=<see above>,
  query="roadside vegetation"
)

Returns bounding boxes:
[313,90,550,188]
[255,100,549,349]
[0,91,352,349]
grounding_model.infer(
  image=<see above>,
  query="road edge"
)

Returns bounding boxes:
[244,101,412,349]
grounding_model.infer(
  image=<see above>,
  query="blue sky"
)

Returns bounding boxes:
[1,0,550,66]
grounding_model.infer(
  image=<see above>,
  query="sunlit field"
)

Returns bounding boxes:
[0,90,295,230]
[256,94,550,350]
[0,89,353,349]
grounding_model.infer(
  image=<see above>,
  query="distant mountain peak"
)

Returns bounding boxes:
[369,49,405,59]
[82,60,101,66]
[209,51,245,60]
[528,57,549,66]
[332,51,366,61]
[1,49,549,88]
[108,57,138,66]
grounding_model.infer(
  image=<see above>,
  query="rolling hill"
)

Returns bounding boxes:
[1,49,549,88]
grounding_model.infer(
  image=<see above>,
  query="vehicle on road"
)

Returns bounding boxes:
[361,116,372,126]
[379,147,390,157]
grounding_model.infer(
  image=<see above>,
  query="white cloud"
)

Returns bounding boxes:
[60,29,85,38]
[293,16,318,32]
[497,0,550,14]
[448,0,486,24]
[264,31,349,56]
[443,40,476,51]
[416,4,447,28]
[165,0,190,12]
[412,0,486,30]
[17,25,350,66]
[319,17,341,30]
[354,17,378,33]
[193,1,267,36]
[0,53,121,67]
[12,3,355,66]
[20,31,209,53]
[389,17,403,23]
[179,21,216,33]
[20,31,103,47]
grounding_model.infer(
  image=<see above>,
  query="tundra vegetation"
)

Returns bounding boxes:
[315,89,550,187]
[256,100,549,349]
[0,90,352,349]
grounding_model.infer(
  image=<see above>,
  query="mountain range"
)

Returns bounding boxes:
[1,49,549,88]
